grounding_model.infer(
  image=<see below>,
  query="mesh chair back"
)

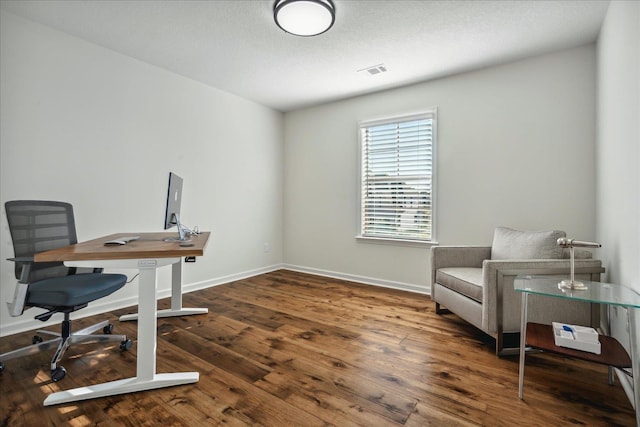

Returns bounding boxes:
[5,200,78,281]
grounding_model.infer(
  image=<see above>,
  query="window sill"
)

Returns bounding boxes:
[356,235,439,248]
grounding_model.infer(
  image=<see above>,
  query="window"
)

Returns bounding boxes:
[358,111,436,243]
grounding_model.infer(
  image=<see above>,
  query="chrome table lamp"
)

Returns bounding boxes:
[557,237,601,290]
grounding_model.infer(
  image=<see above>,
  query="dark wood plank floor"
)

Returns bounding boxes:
[0,270,635,426]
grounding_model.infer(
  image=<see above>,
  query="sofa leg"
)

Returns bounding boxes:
[496,332,504,356]
[496,332,524,356]
[435,303,451,315]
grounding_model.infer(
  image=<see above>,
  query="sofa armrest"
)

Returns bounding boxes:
[561,248,594,259]
[481,259,604,333]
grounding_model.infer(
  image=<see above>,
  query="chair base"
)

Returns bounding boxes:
[0,318,129,378]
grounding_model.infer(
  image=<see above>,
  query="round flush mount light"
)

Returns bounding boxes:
[274,0,336,37]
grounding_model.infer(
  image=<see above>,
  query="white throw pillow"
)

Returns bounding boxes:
[491,227,566,260]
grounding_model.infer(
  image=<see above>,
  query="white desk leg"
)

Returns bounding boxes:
[518,292,528,399]
[120,260,207,322]
[44,261,198,406]
[137,265,158,379]
[628,308,640,425]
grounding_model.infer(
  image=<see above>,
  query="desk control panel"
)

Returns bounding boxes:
[138,259,157,268]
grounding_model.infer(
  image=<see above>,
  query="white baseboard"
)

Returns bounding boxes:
[281,264,431,295]
[0,264,284,337]
[180,264,284,294]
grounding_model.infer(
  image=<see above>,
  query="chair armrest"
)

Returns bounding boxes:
[7,282,29,317]
[7,256,35,263]
[6,258,34,316]
[481,259,604,333]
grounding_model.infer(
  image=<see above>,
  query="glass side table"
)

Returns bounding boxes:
[515,275,640,425]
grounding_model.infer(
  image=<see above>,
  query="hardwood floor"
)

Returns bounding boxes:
[0,270,635,426]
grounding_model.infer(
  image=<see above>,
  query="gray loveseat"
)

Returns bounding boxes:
[431,227,605,355]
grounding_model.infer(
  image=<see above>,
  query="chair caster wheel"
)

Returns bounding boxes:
[51,366,66,382]
[120,339,133,351]
[32,335,43,344]
[0,362,4,373]
[103,324,114,334]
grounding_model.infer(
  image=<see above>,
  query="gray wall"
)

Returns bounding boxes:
[0,12,284,335]
[596,0,640,402]
[283,45,598,291]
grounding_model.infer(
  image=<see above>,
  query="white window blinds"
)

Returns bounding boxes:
[360,112,435,242]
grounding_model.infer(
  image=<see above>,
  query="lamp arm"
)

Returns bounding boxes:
[557,238,601,248]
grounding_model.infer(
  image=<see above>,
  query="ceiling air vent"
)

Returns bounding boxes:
[358,64,387,75]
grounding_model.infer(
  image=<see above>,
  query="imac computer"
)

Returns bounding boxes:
[163,172,190,242]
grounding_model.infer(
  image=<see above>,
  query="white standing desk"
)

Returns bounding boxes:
[34,232,210,406]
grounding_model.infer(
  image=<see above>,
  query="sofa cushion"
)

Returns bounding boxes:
[562,249,593,259]
[491,227,565,260]
[435,267,483,303]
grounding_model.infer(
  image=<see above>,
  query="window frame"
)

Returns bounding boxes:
[356,109,438,246]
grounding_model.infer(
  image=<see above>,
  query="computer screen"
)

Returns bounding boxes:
[163,172,188,241]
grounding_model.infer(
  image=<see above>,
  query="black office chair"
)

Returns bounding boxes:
[0,200,132,381]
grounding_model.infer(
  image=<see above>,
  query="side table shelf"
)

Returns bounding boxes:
[526,322,631,368]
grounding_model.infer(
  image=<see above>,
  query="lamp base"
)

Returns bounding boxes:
[558,279,588,291]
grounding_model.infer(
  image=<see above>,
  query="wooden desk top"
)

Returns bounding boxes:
[34,232,210,262]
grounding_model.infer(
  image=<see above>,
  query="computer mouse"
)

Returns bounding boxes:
[180,242,194,247]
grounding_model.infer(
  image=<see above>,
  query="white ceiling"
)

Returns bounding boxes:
[0,0,610,112]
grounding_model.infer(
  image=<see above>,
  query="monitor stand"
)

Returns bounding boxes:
[162,213,191,242]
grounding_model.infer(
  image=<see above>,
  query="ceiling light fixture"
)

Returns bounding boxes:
[274,0,336,37]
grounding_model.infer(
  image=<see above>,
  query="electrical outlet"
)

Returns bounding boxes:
[263,242,270,253]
